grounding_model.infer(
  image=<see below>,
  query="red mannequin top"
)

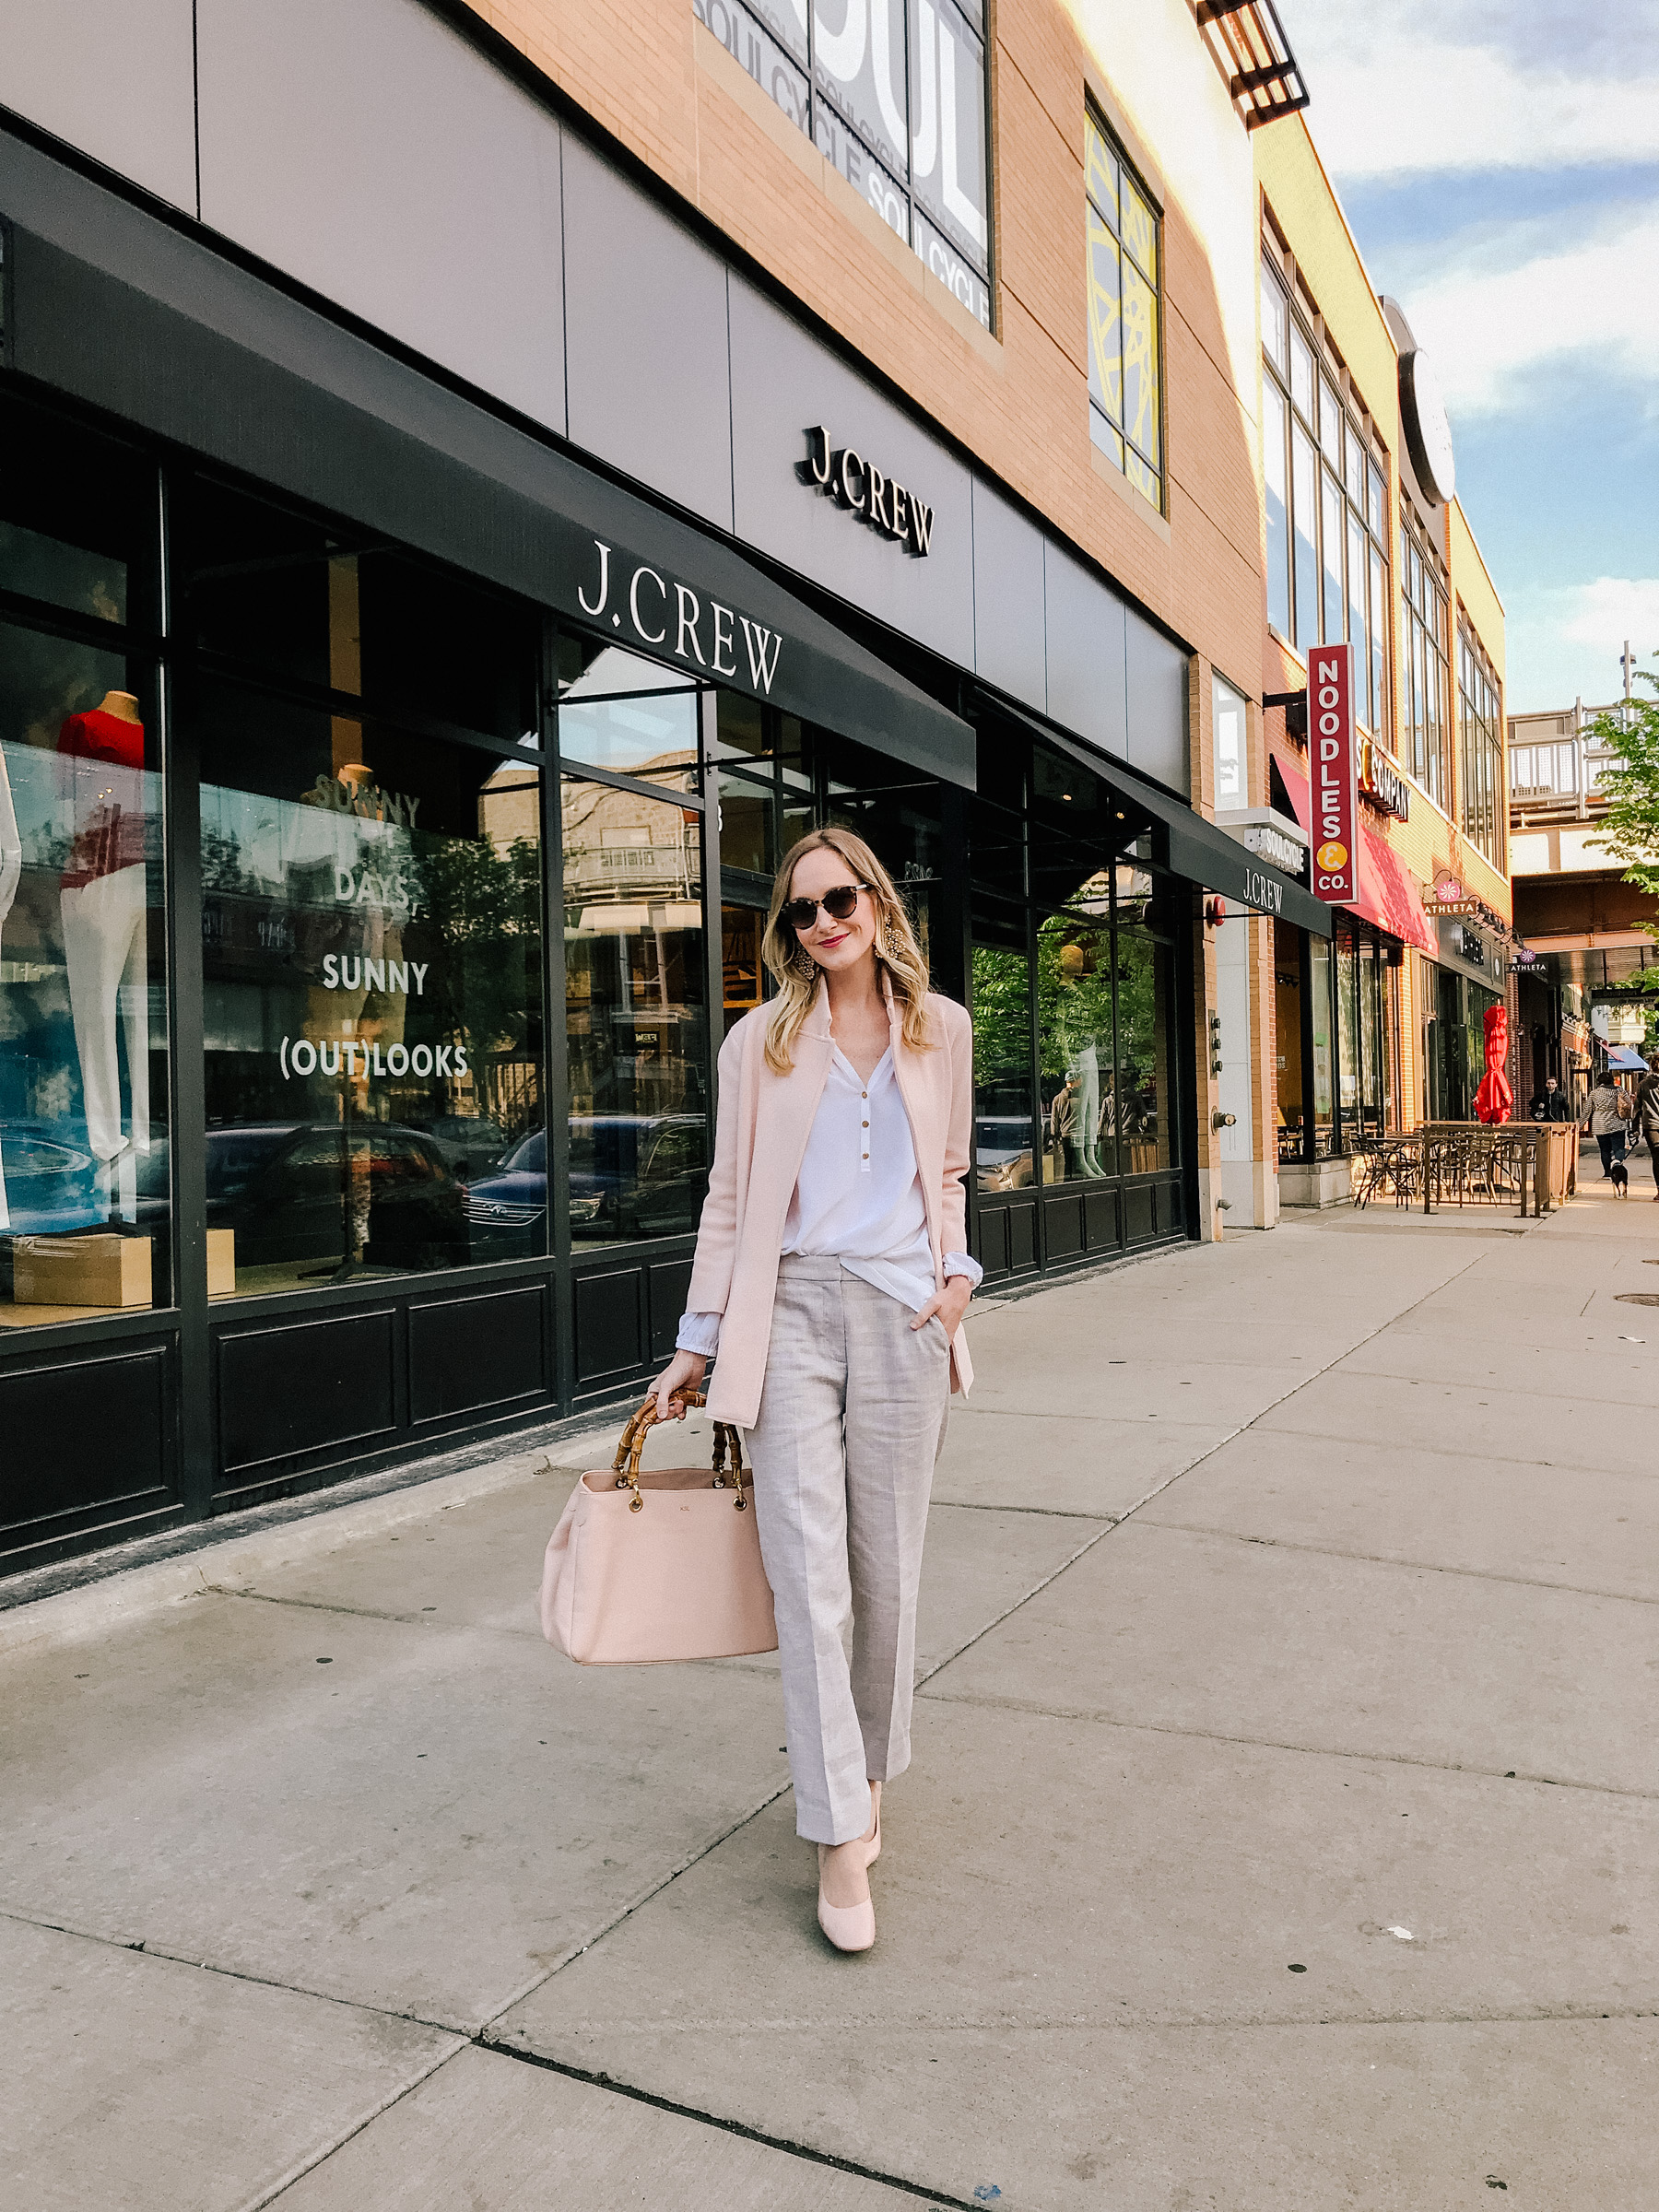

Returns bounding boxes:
[59,708,147,888]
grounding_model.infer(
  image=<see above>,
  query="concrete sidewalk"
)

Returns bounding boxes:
[4,1172,1656,2209]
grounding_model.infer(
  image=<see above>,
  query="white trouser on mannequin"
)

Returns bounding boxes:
[62,865,150,1213]
[745,1254,951,1846]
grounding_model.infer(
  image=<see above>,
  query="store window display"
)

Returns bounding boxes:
[0,397,171,1325]
[559,771,709,1251]
[198,689,545,1293]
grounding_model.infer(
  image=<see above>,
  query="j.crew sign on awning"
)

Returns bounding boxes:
[802,426,935,556]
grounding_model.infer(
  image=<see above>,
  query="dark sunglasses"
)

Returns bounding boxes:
[781,882,868,932]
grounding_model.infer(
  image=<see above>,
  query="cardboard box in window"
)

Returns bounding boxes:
[12,1234,153,1309]
[207,1228,235,1298]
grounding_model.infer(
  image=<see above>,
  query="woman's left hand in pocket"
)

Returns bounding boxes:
[912,1277,973,1335]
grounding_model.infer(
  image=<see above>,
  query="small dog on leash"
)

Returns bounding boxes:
[1610,1158,1630,1197]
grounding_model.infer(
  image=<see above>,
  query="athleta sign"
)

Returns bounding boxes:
[1309,641,1359,906]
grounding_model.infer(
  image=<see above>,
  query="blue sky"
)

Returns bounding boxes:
[1273,0,1659,714]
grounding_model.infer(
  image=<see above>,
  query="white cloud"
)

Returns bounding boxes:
[1275,3,1659,177]
[1505,581,1659,713]
[1395,209,1659,416]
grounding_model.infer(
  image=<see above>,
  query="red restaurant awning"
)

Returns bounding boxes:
[1274,755,1437,955]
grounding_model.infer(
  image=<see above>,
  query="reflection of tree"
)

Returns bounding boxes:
[1036,915,1112,1080]
[200,824,249,894]
[971,944,1030,1102]
[413,834,540,1063]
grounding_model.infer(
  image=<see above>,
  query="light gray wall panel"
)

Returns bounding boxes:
[1043,544,1128,759]
[195,0,564,430]
[563,138,733,530]
[0,0,196,212]
[728,280,973,670]
[971,480,1045,712]
[1126,608,1190,794]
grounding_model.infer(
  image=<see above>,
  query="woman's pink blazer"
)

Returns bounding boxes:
[686,980,976,1429]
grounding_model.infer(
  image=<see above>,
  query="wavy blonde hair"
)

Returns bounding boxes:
[761,826,935,1075]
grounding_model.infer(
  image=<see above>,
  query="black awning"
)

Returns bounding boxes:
[1003,705,1334,936]
[1,131,975,790]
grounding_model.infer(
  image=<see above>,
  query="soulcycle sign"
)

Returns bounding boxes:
[1310,641,1359,905]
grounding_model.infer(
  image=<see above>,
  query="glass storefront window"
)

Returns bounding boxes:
[1038,912,1114,1182]
[716,768,772,876]
[970,902,1034,1195]
[562,780,708,1248]
[183,479,540,747]
[1337,926,1360,1142]
[1,396,160,634]
[557,641,700,782]
[1309,929,1334,1154]
[1273,916,1303,1161]
[1113,920,1176,1175]
[197,686,544,1292]
[0,634,170,1324]
[722,903,766,1035]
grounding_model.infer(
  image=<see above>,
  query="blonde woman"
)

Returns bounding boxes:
[652,827,978,1951]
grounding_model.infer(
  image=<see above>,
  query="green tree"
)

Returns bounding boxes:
[1585,654,1659,931]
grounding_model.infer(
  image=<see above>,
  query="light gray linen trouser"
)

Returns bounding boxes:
[745,1255,951,1846]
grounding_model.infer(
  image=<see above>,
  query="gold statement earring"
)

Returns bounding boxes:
[883,912,903,960]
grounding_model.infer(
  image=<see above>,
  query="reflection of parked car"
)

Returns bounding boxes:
[974,1114,1034,1191]
[463,1128,552,1256]
[0,1120,171,1235]
[465,1114,709,1249]
[205,1121,465,1271]
[410,1114,507,1182]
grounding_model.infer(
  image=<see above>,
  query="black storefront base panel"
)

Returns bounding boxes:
[207,1268,558,1514]
[0,1329,185,1571]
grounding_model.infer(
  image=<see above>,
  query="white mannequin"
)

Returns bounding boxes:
[59,689,149,1222]
[0,742,22,1231]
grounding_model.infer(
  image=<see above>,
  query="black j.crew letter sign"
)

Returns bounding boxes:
[803,426,935,556]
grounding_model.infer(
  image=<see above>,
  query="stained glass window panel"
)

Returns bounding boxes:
[1085,117,1117,228]
[1120,177,1157,284]
[1087,216,1123,426]
[1124,450,1160,508]
[1122,259,1159,470]
[1090,413,1125,470]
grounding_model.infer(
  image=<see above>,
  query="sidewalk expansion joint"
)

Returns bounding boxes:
[0,1900,477,2038]
[204,1584,535,1637]
[1124,1520,1659,1607]
[476,2035,982,2210]
[907,1691,1659,1800]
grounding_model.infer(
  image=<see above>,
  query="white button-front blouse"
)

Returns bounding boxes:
[677,1044,981,1357]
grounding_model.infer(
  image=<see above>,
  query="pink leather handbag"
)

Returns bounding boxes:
[538,1393,778,1665]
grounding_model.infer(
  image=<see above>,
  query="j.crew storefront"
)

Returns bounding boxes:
[0,121,1309,1574]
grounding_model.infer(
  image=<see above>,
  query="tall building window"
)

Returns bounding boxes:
[1457,618,1504,868]
[1399,504,1451,811]
[1086,111,1162,510]
[693,0,993,327]
[1260,256,1391,735]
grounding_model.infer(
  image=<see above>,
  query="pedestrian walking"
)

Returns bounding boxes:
[1530,1074,1573,1123]
[650,827,979,1954]
[1583,1065,1633,1180]
[1635,1053,1659,1201]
